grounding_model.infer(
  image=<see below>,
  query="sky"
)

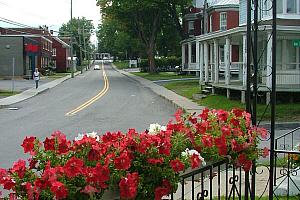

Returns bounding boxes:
[0,0,101,44]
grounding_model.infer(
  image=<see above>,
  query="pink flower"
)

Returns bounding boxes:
[262,147,269,158]
[81,185,99,194]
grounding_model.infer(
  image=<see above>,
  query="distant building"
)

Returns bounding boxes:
[0,35,39,78]
[0,27,53,73]
[52,37,71,72]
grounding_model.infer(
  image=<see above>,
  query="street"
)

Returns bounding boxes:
[0,61,176,168]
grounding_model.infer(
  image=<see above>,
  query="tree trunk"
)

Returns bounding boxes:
[147,42,156,73]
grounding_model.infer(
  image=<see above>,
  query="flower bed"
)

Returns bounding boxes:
[0,109,268,200]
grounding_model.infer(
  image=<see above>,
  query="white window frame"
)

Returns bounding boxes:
[188,21,195,33]
[209,15,212,32]
[286,0,297,14]
[220,12,227,31]
[53,48,57,56]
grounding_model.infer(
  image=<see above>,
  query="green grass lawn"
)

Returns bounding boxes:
[0,90,19,97]
[164,80,300,122]
[45,72,71,79]
[113,61,130,69]
[132,72,196,81]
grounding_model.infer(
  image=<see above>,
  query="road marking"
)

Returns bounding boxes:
[65,64,109,116]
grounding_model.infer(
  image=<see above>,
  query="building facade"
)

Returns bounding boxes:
[52,37,70,72]
[0,36,39,78]
[181,0,300,102]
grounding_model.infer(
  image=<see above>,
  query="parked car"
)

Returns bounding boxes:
[94,65,100,70]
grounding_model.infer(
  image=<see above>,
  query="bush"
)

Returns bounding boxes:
[140,57,181,72]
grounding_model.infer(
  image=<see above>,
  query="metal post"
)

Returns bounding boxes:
[82,28,87,70]
[269,0,277,199]
[78,18,83,74]
[70,0,74,78]
[12,57,15,93]
[245,0,252,199]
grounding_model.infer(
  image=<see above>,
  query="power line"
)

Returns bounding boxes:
[0,17,39,29]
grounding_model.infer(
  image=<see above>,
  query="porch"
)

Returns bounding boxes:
[181,25,300,102]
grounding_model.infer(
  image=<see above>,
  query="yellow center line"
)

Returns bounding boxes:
[65,64,109,116]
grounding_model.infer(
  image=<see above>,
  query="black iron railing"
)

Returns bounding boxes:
[273,127,300,199]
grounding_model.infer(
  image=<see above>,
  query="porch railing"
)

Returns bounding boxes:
[273,127,300,198]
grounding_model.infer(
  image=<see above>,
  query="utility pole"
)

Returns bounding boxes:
[70,0,74,78]
[77,17,83,74]
[82,29,88,70]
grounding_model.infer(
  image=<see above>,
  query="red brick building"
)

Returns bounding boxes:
[0,27,53,73]
[52,37,70,72]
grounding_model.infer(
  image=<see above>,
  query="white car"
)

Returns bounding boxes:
[93,65,100,70]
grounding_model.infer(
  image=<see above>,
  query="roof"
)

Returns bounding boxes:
[208,0,239,8]
[53,37,70,48]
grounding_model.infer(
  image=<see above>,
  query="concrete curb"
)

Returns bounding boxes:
[0,71,82,108]
[111,65,205,114]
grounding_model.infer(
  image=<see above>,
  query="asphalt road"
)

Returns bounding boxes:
[0,62,176,168]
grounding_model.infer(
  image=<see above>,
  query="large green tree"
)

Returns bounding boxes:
[59,17,94,65]
[97,0,192,72]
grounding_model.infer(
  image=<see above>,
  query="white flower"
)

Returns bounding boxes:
[148,123,166,135]
[75,133,84,141]
[74,132,100,141]
[181,148,206,166]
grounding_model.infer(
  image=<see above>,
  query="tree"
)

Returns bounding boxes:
[59,17,94,65]
[97,18,145,60]
[97,0,192,72]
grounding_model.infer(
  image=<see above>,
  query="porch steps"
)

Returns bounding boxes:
[201,83,213,95]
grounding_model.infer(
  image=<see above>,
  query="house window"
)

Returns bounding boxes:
[277,0,283,14]
[219,45,225,63]
[287,0,296,13]
[209,15,212,32]
[188,21,194,33]
[53,48,57,56]
[191,43,196,63]
[220,12,227,31]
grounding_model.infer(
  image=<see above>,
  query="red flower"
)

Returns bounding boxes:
[221,126,231,137]
[147,158,164,165]
[94,163,110,188]
[43,137,55,151]
[81,185,99,194]
[174,109,183,122]
[28,158,37,169]
[119,172,139,200]
[217,110,229,122]
[232,108,244,117]
[63,157,84,178]
[2,177,15,190]
[50,181,68,200]
[170,159,185,172]
[21,136,36,155]
[198,108,209,120]
[231,139,244,152]
[214,136,227,156]
[190,154,201,169]
[237,154,253,171]
[155,179,172,200]
[11,159,26,179]
[230,118,240,127]
[202,135,213,148]
[262,147,269,158]
[114,151,132,170]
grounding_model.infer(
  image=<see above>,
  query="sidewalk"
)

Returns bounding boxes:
[112,65,206,115]
[0,71,82,108]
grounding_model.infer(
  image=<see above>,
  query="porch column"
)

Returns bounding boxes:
[241,34,247,104]
[266,33,272,89]
[188,42,192,65]
[204,41,209,82]
[210,43,214,82]
[181,44,185,67]
[282,39,287,70]
[225,37,231,85]
[196,41,200,76]
[214,39,219,84]
[199,42,204,82]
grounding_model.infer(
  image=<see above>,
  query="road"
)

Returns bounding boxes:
[0,62,176,168]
